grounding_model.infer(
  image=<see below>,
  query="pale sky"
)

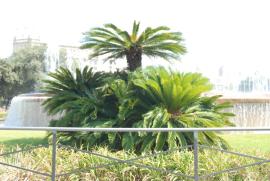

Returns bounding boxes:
[1,0,270,77]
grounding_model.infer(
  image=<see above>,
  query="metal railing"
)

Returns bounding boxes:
[0,127,270,180]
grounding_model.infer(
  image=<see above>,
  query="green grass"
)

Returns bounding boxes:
[0,131,270,152]
[0,132,269,180]
[0,143,269,180]
[222,133,270,152]
[0,131,47,149]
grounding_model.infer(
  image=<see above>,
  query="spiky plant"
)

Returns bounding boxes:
[42,67,122,146]
[119,67,234,152]
[42,66,107,115]
[43,66,234,152]
[81,21,186,71]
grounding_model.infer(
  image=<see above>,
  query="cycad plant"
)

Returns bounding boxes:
[42,67,122,146]
[81,21,186,71]
[119,67,234,152]
[43,66,234,152]
[43,66,106,115]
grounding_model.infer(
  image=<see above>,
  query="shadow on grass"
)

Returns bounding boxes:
[0,137,48,150]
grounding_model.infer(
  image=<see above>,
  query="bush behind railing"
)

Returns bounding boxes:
[42,66,234,153]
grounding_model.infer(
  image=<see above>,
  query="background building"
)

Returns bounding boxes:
[13,36,93,73]
[13,37,47,53]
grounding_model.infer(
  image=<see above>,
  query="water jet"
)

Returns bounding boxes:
[218,93,270,127]
[5,93,60,127]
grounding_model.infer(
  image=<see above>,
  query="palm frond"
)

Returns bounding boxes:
[105,23,131,43]
[120,67,234,151]
[81,21,186,71]
[131,21,140,42]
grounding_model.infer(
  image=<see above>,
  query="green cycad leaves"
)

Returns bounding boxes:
[81,21,186,71]
[42,66,105,114]
[124,67,234,151]
[155,132,167,150]
[131,21,140,42]
[131,67,212,113]
[43,66,234,153]
[122,133,134,150]
[143,107,170,128]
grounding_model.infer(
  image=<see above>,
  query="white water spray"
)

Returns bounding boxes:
[5,93,60,127]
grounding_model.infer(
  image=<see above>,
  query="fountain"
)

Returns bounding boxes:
[5,93,60,127]
[4,63,270,128]
[210,67,270,127]
[217,93,270,127]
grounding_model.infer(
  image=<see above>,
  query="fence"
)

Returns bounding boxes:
[0,127,270,180]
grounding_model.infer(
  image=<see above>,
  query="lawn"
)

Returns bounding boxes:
[0,131,269,180]
[221,133,270,152]
[0,131,47,148]
[0,131,269,152]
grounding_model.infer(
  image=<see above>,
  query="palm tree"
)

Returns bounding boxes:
[81,21,186,71]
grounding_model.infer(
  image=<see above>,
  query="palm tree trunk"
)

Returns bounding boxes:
[126,46,142,71]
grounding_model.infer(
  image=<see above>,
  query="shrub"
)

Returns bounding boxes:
[43,66,234,153]
[118,67,234,152]
[43,67,124,148]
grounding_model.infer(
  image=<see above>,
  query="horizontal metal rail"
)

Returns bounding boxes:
[0,145,49,157]
[0,160,51,177]
[0,127,270,132]
[200,159,270,178]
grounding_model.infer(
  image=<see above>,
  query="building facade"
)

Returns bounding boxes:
[13,37,47,53]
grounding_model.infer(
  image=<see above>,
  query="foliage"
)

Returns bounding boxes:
[10,45,47,91]
[0,46,47,107]
[0,144,269,180]
[43,66,234,153]
[118,67,234,152]
[43,66,126,148]
[0,59,18,108]
[81,21,186,71]
[1,132,269,180]
[43,66,107,115]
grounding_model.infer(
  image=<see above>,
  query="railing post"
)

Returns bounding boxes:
[193,131,199,181]
[51,130,57,181]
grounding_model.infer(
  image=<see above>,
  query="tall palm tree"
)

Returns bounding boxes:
[81,21,186,71]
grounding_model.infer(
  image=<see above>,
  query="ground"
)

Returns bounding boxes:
[0,131,269,152]
[0,131,269,180]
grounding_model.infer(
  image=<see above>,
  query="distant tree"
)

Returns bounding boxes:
[0,59,18,108]
[10,44,47,72]
[0,45,47,107]
[81,21,186,71]
[9,45,47,93]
